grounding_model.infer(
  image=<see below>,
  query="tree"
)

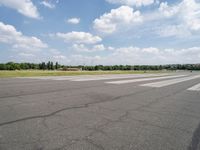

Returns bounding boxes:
[47,61,51,70]
[50,62,54,70]
[41,62,46,70]
[0,64,6,70]
[55,62,59,70]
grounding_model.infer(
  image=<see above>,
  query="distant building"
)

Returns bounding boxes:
[61,67,82,71]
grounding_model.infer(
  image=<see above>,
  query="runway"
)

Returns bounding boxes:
[0,72,200,150]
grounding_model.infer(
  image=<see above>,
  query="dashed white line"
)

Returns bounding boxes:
[187,83,200,91]
[106,75,187,85]
[71,74,169,81]
[20,74,170,81]
[140,75,200,88]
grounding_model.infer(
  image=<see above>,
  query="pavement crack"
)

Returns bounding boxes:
[135,87,187,111]
[0,87,185,127]
[0,88,155,127]
[0,104,88,127]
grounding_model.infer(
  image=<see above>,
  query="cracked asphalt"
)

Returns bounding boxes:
[0,73,200,150]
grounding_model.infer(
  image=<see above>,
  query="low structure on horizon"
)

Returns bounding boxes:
[60,67,82,71]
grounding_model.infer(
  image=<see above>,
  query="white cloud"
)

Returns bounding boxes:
[18,52,35,57]
[0,0,40,19]
[0,22,48,51]
[72,44,106,52]
[67,18,80,24]
[105,0,155,7]
[156,25,191,38]
[53,55,66,60]
[56,31,102,44]
[72,44,89,52]
[108,46,115,51]
[62,46,200,65]
[93,6,143,34]
[10,44,200,65]
[142,47,159,53]
[158,0,200,31]
[158,2,179,18]
[182,0,200,31]
[83,46,200,65]
[13,48,68,64]
[93,44,106,51]
[40,1,55,9]
[144,0,200,38]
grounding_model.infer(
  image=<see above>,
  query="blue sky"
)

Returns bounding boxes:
[0,0,200,65]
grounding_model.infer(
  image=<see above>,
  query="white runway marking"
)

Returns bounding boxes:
[140,75,200,88]
[71,74,169,81]
[19,74,169,81]
[17,76,63,80]
[106,75,187,85]
[18,75,100,81]
[187,83,200,91]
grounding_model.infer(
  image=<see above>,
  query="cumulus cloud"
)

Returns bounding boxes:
[18,52,35,57]
[93,44,106,51]
[53,55,66,60]
[0,22,48,51]
[110,46,200,65]
[182,0,200,31]
[105,0,155,7]
[56,31,102,44]
[11,44,200,65]
[0,0,40,19]
[72,44,106,52]
[158,2,179,18]
[72,44,89,52]
[142,47,159,53]
[156,25,191,38]
[40,1,55,9]
[93,6,143,34]
[13,48,68,64]
[158,0,200,32]
[68,46,200,65]
[94,46,200,65]
[94,1,194,38]
[67,18,80,24]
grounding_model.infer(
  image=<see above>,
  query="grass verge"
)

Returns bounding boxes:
[0,70,170,78]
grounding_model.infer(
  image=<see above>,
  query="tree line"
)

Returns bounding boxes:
[0,62,61,70]
[0,62,200,71]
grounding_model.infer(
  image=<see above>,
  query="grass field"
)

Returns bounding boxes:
[0,70,170,78]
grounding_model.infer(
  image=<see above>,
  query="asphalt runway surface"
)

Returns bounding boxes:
[0,72,200,150]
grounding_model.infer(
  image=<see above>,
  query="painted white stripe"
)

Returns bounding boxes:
[18,75,104,81]
[71,74,169,81]
[51,75,144,81]
[141,75,200,88]
[17,76,62,80]
[17,73,170,81]
[106,75,187,85]
[187,83,200,91]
